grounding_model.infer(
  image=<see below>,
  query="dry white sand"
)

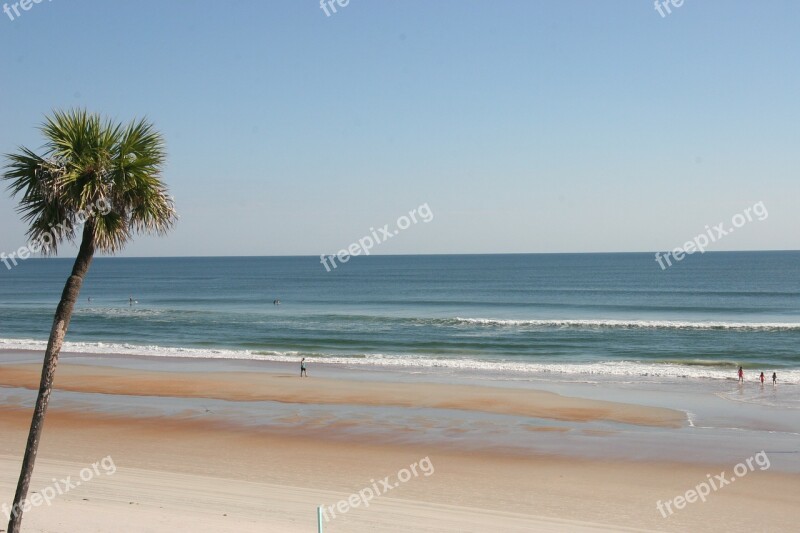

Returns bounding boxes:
[0,456,635,533]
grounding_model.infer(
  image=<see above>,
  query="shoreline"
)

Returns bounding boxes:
[2,349,799,468]
[0,361,686,428]
[4,336,800,385]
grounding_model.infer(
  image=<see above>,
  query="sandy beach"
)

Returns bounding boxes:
[2,1,799,530]
[1,357,799,532]
[0,362,685,428]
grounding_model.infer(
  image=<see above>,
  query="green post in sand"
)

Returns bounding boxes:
[317,506,323,532]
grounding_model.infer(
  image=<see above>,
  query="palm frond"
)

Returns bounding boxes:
[2,109,176,255]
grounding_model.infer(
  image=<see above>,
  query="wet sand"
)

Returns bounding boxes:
[0,362,685,428]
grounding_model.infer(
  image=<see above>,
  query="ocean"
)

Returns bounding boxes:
[1,252,799,384]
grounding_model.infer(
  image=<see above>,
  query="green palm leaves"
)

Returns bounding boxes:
[3,109,177,255]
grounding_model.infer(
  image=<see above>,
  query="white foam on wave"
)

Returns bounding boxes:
[3,337,799,384]
[74,307,166,317]
[452,317,800,331]
[0,338,266,360]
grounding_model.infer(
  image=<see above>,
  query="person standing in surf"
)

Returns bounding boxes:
[738,366,744,384]
[300,357,307,377]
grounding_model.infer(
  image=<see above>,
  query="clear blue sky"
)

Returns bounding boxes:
[1,1,798,257]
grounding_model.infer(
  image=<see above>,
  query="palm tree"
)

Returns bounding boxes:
[2,109,176,533]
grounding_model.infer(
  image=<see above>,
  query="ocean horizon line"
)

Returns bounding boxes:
[10,249,800,261]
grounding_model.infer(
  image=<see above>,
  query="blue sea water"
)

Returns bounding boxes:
[1,252,799,383]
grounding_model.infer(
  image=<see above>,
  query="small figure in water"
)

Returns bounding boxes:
[760,372,765,385]
[300,357,307,377]
[772,372,777,386]
[273,299,281,305]
[738,366,744,384]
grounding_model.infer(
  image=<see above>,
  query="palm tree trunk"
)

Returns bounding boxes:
[7,224,95,533]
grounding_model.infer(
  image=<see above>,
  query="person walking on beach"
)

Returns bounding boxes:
[773,372,777,385]
[738,366,744,384]
[300,357,307,377]
[760,372,765,385]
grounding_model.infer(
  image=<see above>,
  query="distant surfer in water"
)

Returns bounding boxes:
[300,357,307,377]
[738,366,744,383]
